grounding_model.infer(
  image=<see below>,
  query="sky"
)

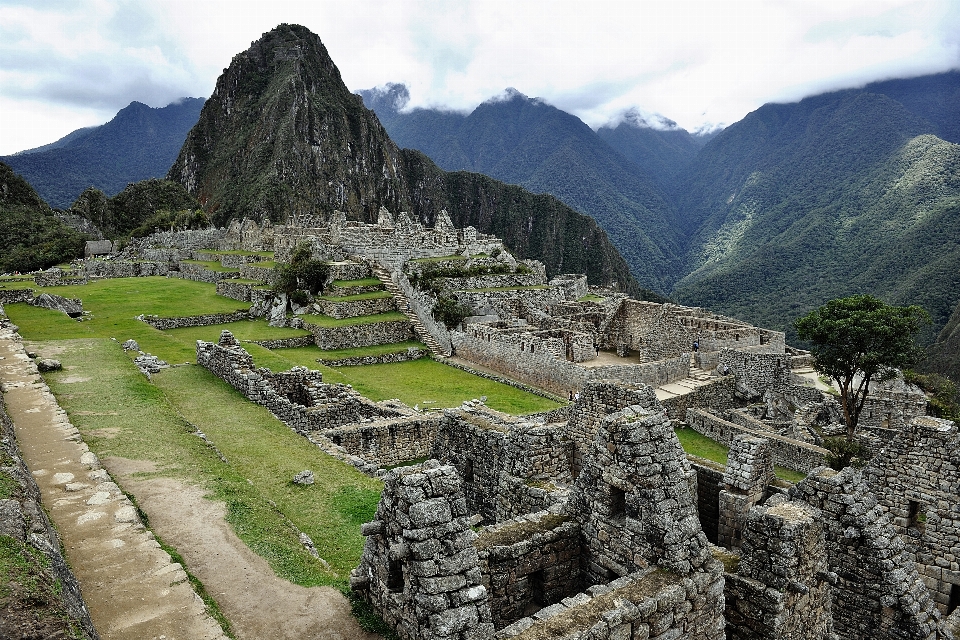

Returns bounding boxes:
[1,0,959,155]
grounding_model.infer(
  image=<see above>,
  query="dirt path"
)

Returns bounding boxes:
[108,460,379,640]
[0,330,227,640]
[1,328,380,640]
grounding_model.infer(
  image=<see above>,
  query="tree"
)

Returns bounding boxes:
[795,294,929,441]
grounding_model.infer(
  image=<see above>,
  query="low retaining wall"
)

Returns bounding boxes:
[305,320,413,350]
[178,262,239,284]
[315,296,395,319]
[239,264,275,282]
[83,259,170,278]
[660,376,737,421]
[0,289,35,304]
[319,347,427,367]
[494,564,725,640]
[216,280,267,302]
[685,408,827,473]
[139,309,250,330]
[251,335,316,349]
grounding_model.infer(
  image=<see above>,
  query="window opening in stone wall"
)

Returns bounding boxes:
[610,486,626,522]
[387,559,404,592]
[949,583,960,615]
[908,500,921,527]
[464,458,474,483]
[528,569,546,607]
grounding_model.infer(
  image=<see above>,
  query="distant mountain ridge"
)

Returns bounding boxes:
[1,98,205,208]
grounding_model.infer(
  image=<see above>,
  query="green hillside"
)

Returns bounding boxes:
[0,162,87,273]
[671,89,960,344]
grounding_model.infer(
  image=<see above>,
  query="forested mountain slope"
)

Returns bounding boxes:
[1,99,204,208]
[168,24,642,296]
[360,86,683,292]
[671,86,960,343]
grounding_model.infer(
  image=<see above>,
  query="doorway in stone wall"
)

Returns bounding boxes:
[949,583,959,615]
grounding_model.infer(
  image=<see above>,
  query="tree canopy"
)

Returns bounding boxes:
[795,294,929,440]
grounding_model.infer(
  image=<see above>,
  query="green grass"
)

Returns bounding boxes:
[247,260,277,269]
[4,278,249,365]
[578,294,605,302]
[0,280,36,290]
[330,278,382,288]
[408,255,466,263]
[221,278,265,285]
[34,339,379,589]
[317,291,392,302]
[201,250,274,258]
[299,311,406,328]
[675,428,807,483]
[180,260,241,273]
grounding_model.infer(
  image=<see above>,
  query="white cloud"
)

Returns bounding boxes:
[1,0,958,154]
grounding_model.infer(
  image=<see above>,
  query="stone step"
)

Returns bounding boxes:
[368,264,450,358]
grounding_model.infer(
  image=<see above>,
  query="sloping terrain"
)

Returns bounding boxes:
[2,99,204,208]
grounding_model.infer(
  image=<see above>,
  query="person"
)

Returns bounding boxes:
[568,390,573,401]
[574,392,580,402]
[693,339,699,352]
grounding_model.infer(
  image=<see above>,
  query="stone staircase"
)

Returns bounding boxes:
[367,264,451,358]
[654,354,715,402]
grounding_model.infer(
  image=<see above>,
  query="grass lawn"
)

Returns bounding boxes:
[299,311,406,328]
[331,278,382,288]
[675,428,808,483]
[248,260,277,269]
[202,250,274,258]
[0,280,36,290]
[312,341,427,361]
[4,277,248,363]
[36,338,377,589]
[180,260,242,273]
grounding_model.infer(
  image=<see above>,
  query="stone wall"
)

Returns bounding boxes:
[320,416,442,468]
[563,381,661,477]
[139,309,251,330]
[718,349,793,399]
[82,259,171,278]
[475,511,582,629]
[0,288,35,304]
[452,329,689,397]
[548,274,589,301]
[717,436,774,550]
[396,270,454,355]
[215,279,268,302]
[864,416,960,615]
[725,498,834,640]
[569,403,709,583]
[351,461,494,640]
[305,319,414,350]
[686,408,827,473]
[857,380,928,430]
[439,273,545,292]
[196,331,406,434]
[452,287,561,318]
[494,566,725,640]
[177,261,240,283]
[431,408,571,525]
[316,295,396,319]
[792,467,951,640]
[319,347,428,367]
[239,263,276,282]
[660,376,738,421]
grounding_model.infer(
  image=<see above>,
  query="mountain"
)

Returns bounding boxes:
[924,300,960,382]
[595,111,705,192]
[0,162,87,272]
[1,98,205,208]
[358,86,683,293]
[168,24,643,297]
[69,179,200,240]
[670,81,960,343]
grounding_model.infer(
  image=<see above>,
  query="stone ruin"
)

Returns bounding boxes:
[30,206,955,638]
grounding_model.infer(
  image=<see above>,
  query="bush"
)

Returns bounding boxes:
[823,436,865,470]
[432,297,472,330]
[272,243,330,297]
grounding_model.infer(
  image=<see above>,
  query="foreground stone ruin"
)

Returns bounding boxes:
[8,208,959,639]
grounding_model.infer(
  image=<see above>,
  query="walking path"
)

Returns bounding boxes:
[0,327,227,640]
[1,326,378,640]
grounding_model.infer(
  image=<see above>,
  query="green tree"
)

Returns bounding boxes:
[795,294,929,441]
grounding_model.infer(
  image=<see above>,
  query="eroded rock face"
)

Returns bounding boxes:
[30,293,83,318]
